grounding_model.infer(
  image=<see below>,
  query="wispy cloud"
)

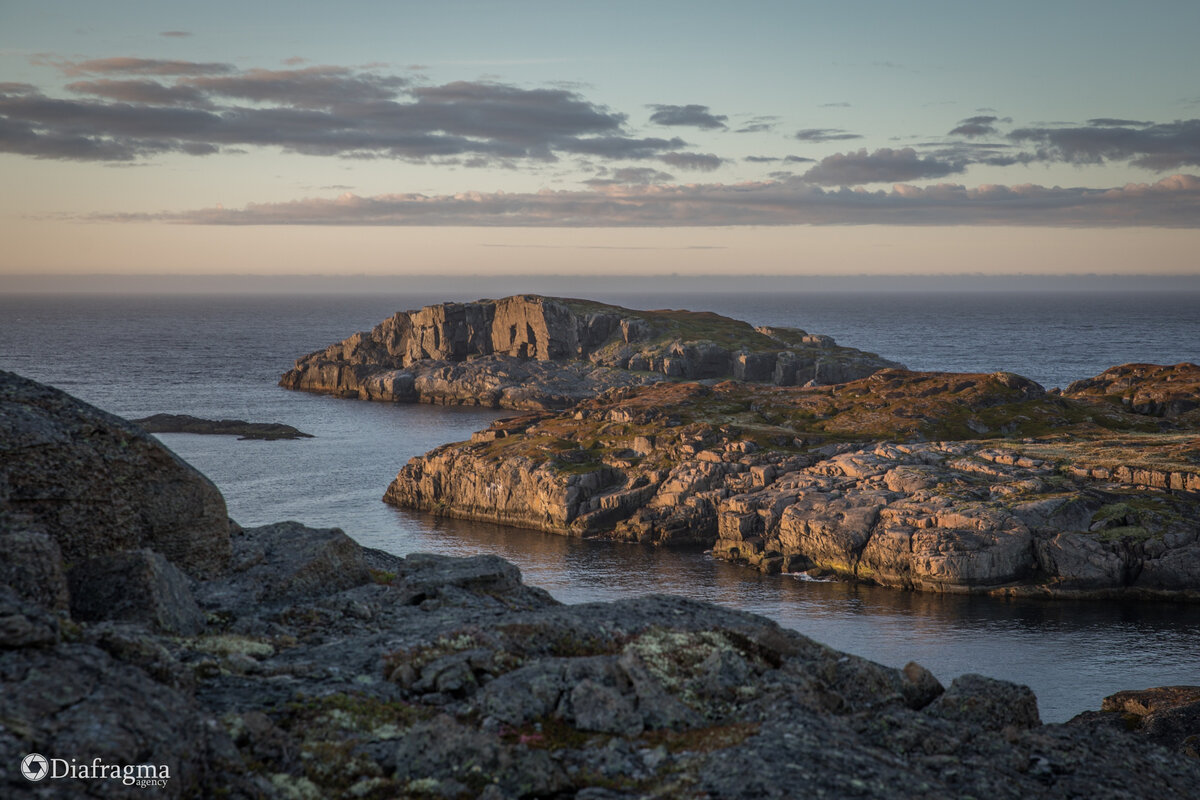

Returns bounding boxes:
[948,115,1009,138]
[658,151,723,171]
[734,115,778,134]
[159,31,192,38]
[794,128,861,143]
[647,103,728,130]
[585,166,675,186]
[53,57,234,76]
[94,174,1200,228]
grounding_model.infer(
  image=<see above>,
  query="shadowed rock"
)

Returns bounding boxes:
[68,549,205,635]
[0,370,231,578]
[133,413,313,440]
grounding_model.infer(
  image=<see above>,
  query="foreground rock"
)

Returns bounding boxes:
[280,294,900,410]
[133,414,313,440]
[388,367,1200,598]
[0,370,231,578]
[8,525,1200,799]
[3,371,1198,798]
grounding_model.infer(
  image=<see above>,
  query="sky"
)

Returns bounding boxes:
[2,0,1199,280]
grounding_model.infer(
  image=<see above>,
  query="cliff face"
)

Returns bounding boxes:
[280,295,901,409]
[386,367,1200,598]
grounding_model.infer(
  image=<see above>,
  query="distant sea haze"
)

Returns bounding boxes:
[3,272,1200,297]
[1,289,1197,723]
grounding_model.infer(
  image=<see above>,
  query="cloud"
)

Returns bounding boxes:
[746,154,814,165]
[658,151,723,171]
[65,79,211,106]
[159,31,192,38]
[1087,118,1152,127]
[100,174,1200,228]
[919,141,1027,168]
[647,103,727,130]
[55,57,235,76]
[819,102,852,108]
[734,115,778,133]
[0,65,690,164]
[585,166,675,186]
[182,66,409,107]
[949,115,1000,137]
[794,128,861,143]
[1009,119,1200,169]
[801,147,964,185]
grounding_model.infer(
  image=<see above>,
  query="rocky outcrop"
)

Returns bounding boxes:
[133,414,313,440]
[388,368,1200,598]
[1065,362,1200,420]
[10,528,1200,799]
[3,371,1199,798]
[280,295,901,409]
[0,370,231,578]
[1096,686,1200,757]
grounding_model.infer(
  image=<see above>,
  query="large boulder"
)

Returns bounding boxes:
[68,549,206,635]
[0,371,230,578]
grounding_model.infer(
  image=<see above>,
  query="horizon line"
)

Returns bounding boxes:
[4,271,1200,296]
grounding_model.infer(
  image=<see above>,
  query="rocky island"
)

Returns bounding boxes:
[385,363,1200,599]
[280,294,900,410]
[2,369,1199,798]
[134,413,314,441]
[283,296,1200,599]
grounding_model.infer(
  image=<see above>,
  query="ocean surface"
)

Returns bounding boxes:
[2,289,1198,723]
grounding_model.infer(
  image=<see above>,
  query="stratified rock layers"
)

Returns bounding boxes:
[387,366,1200,598]
[281,295,901,409]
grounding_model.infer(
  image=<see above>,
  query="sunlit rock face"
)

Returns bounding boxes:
[387,367,1200,599]
[280,294,901,409]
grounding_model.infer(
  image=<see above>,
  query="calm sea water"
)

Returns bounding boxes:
[1,290,1197,722]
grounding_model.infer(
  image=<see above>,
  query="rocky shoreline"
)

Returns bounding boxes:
[2,369,1199,798]
[385,365,1200,600]
[279,295,1200,599]
[279,295,900,410]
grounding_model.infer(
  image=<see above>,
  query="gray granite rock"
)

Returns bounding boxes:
[0,370,230,578]
[68,549,205,635]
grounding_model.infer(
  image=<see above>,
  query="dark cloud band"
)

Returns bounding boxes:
[95,174,1200,228]
[0,67,687,165]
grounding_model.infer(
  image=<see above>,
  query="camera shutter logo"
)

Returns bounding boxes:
[21,753,49,781]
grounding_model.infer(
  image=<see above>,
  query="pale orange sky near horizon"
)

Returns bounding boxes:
[6,222,1200,277]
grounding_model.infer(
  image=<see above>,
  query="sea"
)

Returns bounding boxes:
[2,288,1198,723]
